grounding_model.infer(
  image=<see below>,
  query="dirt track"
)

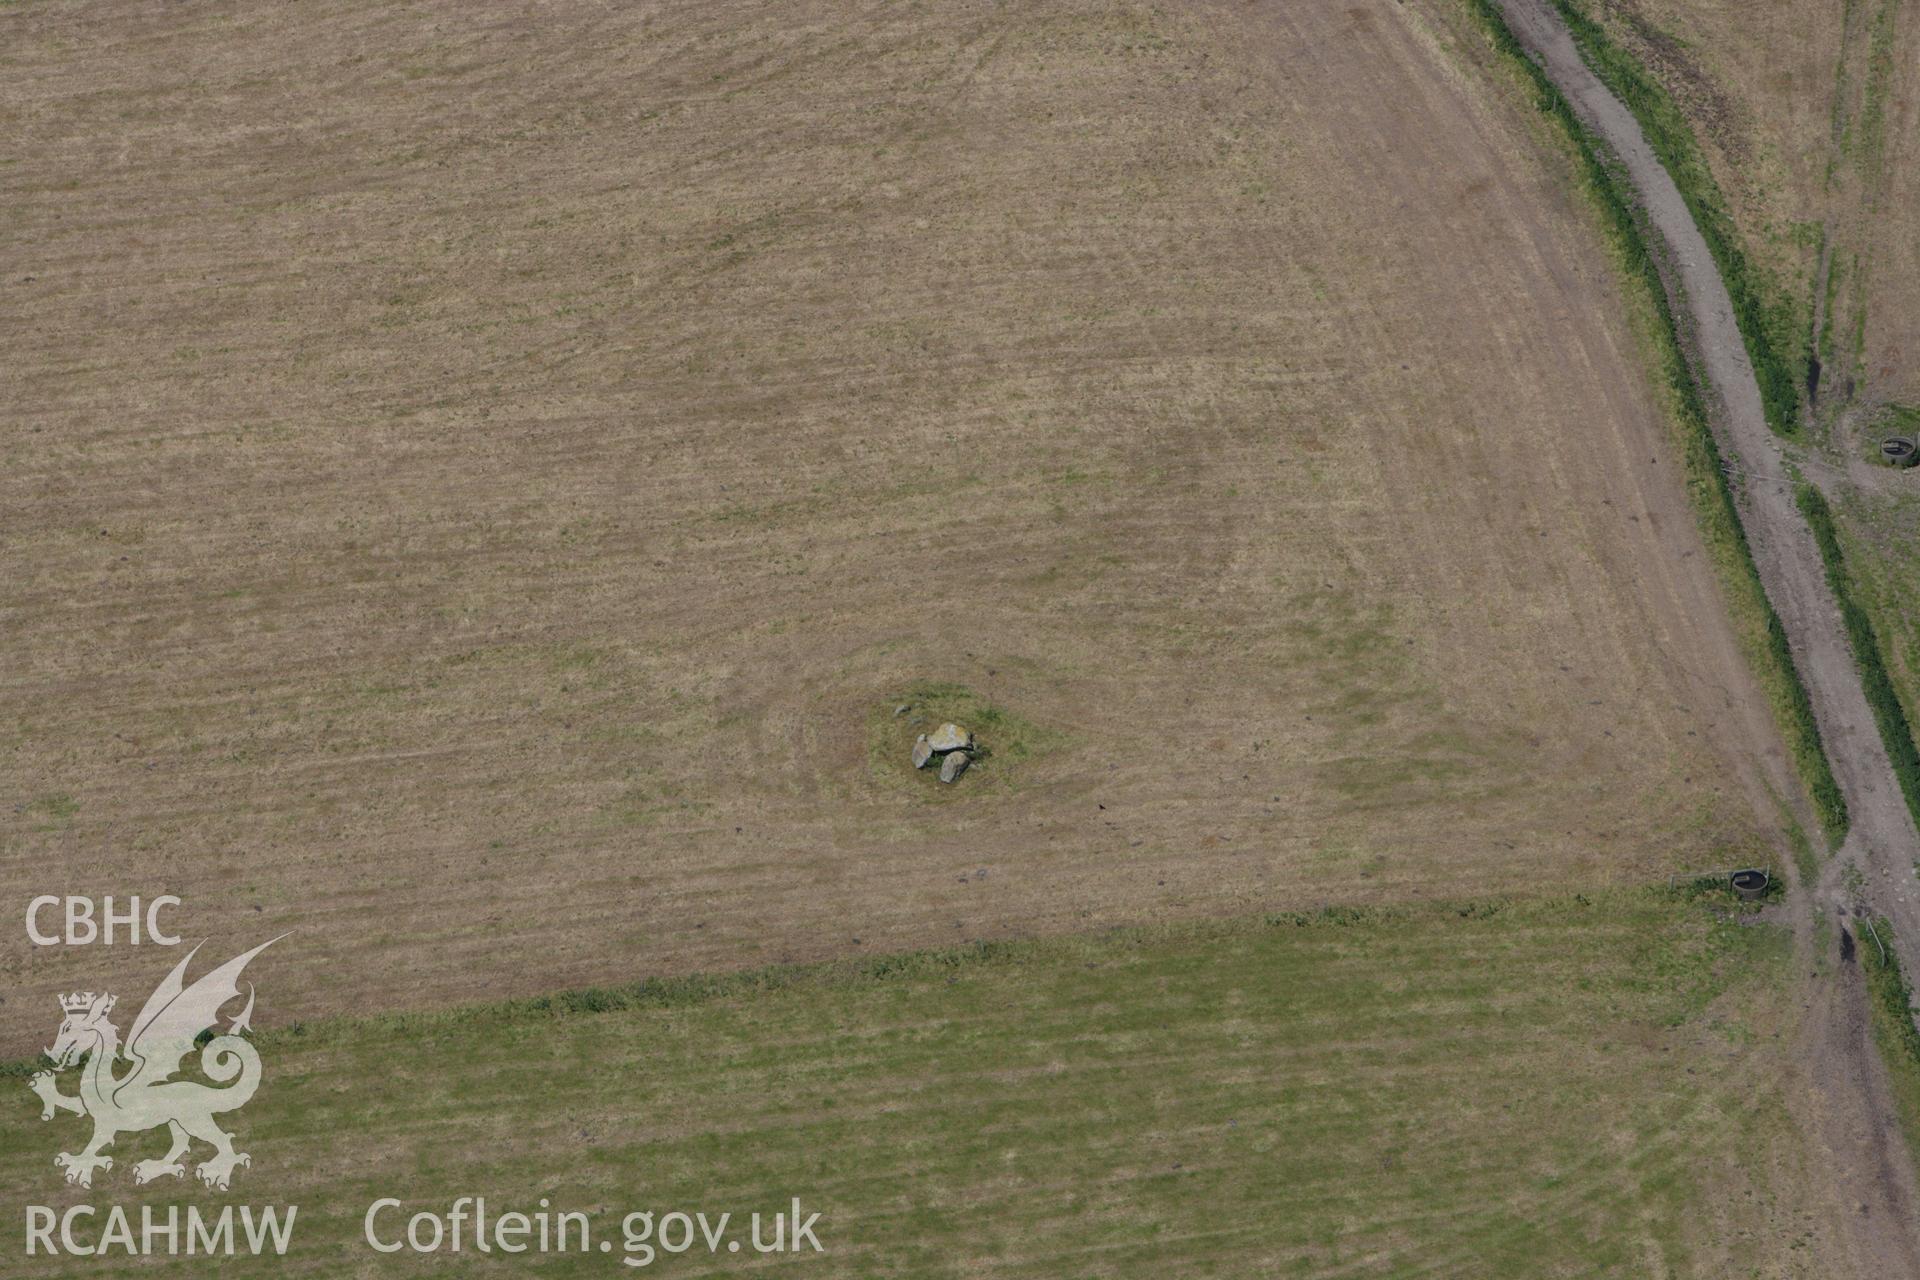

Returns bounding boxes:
[1496,0,1920,1268]
[1489,4,1920,892]
[1492,6,1920,896]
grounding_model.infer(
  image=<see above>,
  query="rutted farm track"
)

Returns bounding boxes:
[1493,0,1920,1266]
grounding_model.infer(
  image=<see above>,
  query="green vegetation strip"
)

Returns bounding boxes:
[1550,0,1805,438]
[1797,483,1920,829]
[1467,0,1846,842]
[1857,917,1920,1157]
[3,890,1790,1276]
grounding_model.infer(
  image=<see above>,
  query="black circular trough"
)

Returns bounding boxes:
[1885,436,1918,467]
[1730,868,1770,901]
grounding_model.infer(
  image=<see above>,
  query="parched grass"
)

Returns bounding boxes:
[1467,0,1848,843]
[1850,0,1903,190]
[0,0,1797,1042]
[1872,402,1920,444]
[1550,0,1806,438]
[20,792,78,831]
[1,890,1802,1276]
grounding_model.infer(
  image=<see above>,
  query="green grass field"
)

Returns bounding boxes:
[1835,491,1920,708]
[1862,918,1920,1170]
[4,891,1807,1276]
[1832,491,1920,802]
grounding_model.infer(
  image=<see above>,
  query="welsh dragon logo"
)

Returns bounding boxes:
[28,938,281,1190]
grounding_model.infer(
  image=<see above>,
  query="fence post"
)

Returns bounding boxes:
[1864,916,1888,966]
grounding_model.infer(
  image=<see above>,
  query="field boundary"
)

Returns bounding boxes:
[1797,483,1920,830]
[1861,916,1920,1157]
[0,884,1749,1081]
[1547,0,1805,438]
[1465,0,1848,842]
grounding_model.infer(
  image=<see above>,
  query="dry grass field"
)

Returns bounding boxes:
[1,0,1799,1052]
